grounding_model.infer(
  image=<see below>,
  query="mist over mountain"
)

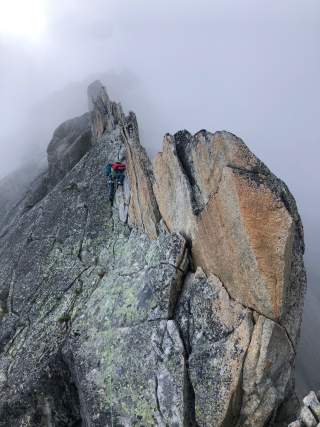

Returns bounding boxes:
[0,0,319,418]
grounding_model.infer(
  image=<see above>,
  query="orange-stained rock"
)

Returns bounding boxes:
[193,167,294,321]
[153,130,306,345]
[153,134,194,235]
[125,135,161,240]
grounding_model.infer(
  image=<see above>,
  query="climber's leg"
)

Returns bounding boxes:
[107,178,115,202]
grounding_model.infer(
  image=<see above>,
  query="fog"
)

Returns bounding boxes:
[0,0,319,394]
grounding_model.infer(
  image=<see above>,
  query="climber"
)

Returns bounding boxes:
[105,162,126,202]
[111,162,126,186]
[105,163,114,201]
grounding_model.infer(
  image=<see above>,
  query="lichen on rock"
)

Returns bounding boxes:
[0,81,307,426]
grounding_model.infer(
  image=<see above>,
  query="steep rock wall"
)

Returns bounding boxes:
[153,130,306,346]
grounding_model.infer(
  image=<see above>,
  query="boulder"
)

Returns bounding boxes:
[289,391,320,427]
[153,130,306,345]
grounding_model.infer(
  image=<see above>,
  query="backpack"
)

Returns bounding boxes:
[112,162,126,171]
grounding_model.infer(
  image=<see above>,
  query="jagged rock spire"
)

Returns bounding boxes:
[87,80,110,111]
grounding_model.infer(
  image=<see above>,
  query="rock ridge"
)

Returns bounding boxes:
[0,81,306,426]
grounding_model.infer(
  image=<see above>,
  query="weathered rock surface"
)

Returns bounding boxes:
[239,315,295,426]
[176,268,253,426]
[65,230,190,426]
[153,130,306,346]
[0,82,307,426]
[0,96,183,425]
[125,132,161,239]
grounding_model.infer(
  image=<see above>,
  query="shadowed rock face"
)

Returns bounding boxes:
[0,82,306,426]
[47,113,92,188]
[0,161,47,238]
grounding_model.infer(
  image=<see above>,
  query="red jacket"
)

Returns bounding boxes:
[112,162,126,171]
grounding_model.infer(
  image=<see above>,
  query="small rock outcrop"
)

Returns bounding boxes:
[0,82,307,426]
[289,391,320,426]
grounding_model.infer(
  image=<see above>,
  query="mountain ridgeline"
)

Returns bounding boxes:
[0,81,307,426]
